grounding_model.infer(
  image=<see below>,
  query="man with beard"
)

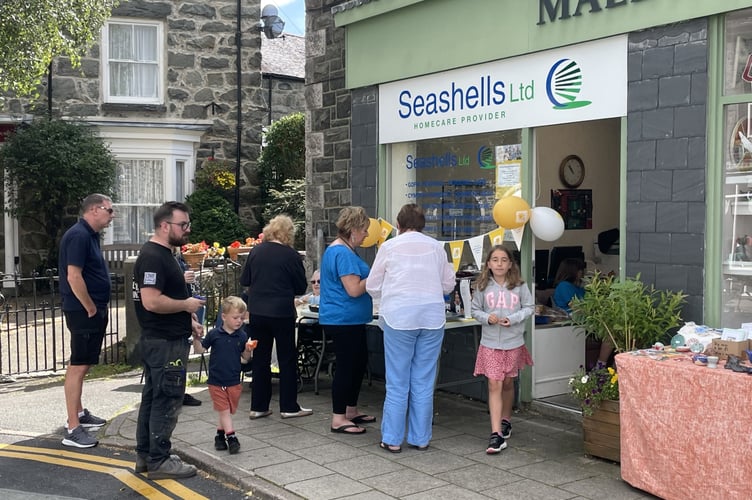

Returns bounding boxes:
[132,201,205,479]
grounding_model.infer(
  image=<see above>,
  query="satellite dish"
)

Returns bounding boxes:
[263,15,285,39]
[261,5,279,18]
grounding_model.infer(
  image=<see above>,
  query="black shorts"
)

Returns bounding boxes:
[65,309,108,365]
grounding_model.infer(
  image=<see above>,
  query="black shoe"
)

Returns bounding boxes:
[227,435,240,455]
[501,419,512,439]
[214,434,227,451]
[486,432,507,455]
[183,393,202,406]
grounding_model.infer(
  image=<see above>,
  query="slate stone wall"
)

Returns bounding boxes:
[626,18,708,321]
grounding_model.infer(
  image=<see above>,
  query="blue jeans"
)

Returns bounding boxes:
[380,324,444,447]
[136,336,188,468]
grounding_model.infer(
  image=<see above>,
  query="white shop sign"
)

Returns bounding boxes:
[379,35,627,144]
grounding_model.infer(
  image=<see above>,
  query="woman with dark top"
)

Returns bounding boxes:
[240,215,310,420]
[319,206,374,435]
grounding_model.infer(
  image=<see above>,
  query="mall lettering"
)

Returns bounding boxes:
[538,0,647,25]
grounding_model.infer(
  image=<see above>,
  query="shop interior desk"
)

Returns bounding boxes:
[616,352,752,499]
[298,308,483,397]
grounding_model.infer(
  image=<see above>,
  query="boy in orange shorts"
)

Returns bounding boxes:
[192,296,254,454]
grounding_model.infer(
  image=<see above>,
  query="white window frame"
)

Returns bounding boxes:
[101,18,164,105]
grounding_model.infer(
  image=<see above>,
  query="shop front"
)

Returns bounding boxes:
[312,0,752,406]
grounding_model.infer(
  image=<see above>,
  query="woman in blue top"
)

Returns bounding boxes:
[319,206,374,435]
[552,258,586,313]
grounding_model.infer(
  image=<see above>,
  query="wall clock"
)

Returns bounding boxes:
[559,154,585,188]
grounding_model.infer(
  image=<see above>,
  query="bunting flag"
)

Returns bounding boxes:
[511,226,525,250]
[468,235,485,269]
[448,240,465,271]
[378,218,395,246]
[488,227,505,246]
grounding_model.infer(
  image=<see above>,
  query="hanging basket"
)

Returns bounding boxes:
[182,251,207,270]
[227,246,253,262]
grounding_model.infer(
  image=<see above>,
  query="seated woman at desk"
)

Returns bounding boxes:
[733,235,752,261]
[295,269,321,307]
[552,258,585,313]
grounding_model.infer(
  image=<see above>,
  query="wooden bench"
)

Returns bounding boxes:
[102,244,141,272]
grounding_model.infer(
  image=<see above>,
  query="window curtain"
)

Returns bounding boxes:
[112,160,164,243]
[109,23,158,98]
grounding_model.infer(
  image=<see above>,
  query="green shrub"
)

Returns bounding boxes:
[0,118,117,269]
[185,189,247,244]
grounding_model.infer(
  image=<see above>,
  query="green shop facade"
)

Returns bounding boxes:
[305,0,752,404]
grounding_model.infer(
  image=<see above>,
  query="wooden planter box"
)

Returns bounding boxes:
[583,399,620,462]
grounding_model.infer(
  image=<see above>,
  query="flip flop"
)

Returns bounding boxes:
[379,442,402,453]
[350,414,377,424]
[330,424,366,434]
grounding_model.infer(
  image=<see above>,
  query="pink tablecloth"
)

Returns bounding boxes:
[616,353,752,500]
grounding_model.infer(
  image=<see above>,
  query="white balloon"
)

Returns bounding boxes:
[530,207,565,241]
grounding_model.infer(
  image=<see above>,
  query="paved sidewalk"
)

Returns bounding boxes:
[96,375,651,500]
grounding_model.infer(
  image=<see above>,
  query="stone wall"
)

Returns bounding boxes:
[626,19,708,322]
[305,0,350,263]
[1,0,308,271]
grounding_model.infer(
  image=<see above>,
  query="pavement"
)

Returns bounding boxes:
[0,367,655,500]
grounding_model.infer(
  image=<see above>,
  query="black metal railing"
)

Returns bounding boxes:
[0,270,126,376]
[0,258,246,376]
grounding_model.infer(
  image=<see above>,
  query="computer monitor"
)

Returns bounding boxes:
[535,249,549,289]
[547,246,584,288]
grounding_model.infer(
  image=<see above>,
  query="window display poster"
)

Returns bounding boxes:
[495,144,521,199]
[551,189,592,230]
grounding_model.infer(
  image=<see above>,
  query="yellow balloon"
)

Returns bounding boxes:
[360,218,381,247]
[493,196,531,229]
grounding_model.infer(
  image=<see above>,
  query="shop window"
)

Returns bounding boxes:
[722,8,752,324]
[387,130,521,266]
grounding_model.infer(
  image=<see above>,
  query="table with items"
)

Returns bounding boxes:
[297,307,484,399]
[616,351,752,499]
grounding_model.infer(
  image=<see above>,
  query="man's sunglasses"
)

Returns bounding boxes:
[98,206,114,214]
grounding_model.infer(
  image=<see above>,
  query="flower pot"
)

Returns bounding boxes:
[227,246,253,261]
[582,399,620,462]
[182,251,206,270]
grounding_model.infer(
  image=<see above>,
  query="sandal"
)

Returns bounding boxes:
[379,442,402,454]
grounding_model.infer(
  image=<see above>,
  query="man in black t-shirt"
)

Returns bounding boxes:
[133,201,205,480]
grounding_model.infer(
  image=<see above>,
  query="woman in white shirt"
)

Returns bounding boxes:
[366,204,456,453]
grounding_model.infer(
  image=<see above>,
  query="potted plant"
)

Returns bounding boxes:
[567,272,685,462]
[569,272,686,354]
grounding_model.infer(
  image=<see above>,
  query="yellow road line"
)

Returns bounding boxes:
[0,445,209,500]
[0,450,169,499]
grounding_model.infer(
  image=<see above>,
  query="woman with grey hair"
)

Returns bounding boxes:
[241,215,310,420]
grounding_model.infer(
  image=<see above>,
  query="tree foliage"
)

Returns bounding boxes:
[0,0,118,97]
[257,112,305,197]
[262,178,306,250]
[0,118,118,268]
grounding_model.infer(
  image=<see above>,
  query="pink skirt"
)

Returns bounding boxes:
[474,344,533,381]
